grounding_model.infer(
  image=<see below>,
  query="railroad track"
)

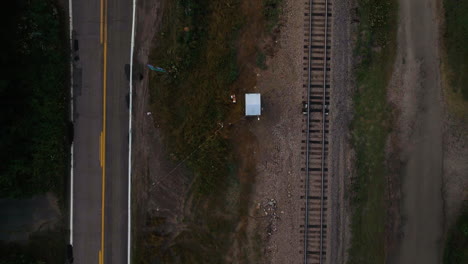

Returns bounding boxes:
[301,0,331,263]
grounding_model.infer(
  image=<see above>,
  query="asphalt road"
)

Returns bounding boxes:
[72,0,132,263]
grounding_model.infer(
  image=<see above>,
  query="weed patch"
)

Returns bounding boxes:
[444,202,468,264]
[144,0,246,262]
[348,0,397,263]
[263,0,283,32]
[150,0,241,198]
[256,51,267,70]
[0,229,67,264]
[443,0,468,101]
[0,0,69,199]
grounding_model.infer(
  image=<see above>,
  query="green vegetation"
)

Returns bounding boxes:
[140,0,245,262]
[0,0,69,199]
[0,230,66,264]
[256,51,267,70]
[150,0,239,198]
[263,0,283,32]
[444,0,468,101]
[0,0,69,263]
[348,0,397,263]
[444,202,468,264]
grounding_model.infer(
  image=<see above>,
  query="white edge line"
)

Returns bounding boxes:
[69,0,74,246]
[128,0,136,263]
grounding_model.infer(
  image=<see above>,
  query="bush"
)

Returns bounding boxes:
[444,0,468,100]
[0,0,69,198]
[444,202,468,264]
[263,0,283,32]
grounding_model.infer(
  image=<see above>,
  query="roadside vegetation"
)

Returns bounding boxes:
[263,0,283,32]
[442,2,468,262]
[256,51,268,70]
[441,0,468,119]
[348,0,397,263]
[141,0,243,262]
[0,230,66,264]
[443,0,468,102]
[0,0,69,199]
[149,0,240,199]
[444,202,468,264]
[0,0,69,263]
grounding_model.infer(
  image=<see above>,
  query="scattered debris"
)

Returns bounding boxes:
[259,198,280,236]
[230,94,237,103]
[147,64,166,73]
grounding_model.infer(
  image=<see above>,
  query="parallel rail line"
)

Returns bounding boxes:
[302,0,331,263]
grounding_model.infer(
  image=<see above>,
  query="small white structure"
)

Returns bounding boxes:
[245,93,261,116]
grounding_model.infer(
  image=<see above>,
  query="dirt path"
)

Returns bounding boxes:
[390,0,444,262]
[131,0,189,259]
[326,0,354,263]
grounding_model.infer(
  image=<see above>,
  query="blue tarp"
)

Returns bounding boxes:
[245,93,261,116]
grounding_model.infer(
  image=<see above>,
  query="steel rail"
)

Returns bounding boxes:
[304,0,329,263]
[303,0,313,262]
[319,0,329,263]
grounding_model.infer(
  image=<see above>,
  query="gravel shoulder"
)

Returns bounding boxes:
[246,1,305,262]
[248,0,354,262]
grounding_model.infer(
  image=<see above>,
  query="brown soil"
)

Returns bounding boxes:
[131,0,189,258]
[238,0,310,262]
[224,0,296,261]
[326,0,355,263]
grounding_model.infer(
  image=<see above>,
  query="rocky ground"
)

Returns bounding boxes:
[243,0,354,262]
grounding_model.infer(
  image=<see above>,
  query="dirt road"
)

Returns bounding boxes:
[390,0,444,262]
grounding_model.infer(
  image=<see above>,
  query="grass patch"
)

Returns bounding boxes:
[150,0,240,198]
[348,0,397,263]
[444,202,468,264]
[256,51,267,70]
[0,229,67,264]
[142,0,246,262]
[441,0,468,118]
[263,0,283,32]
[443,0,468,101]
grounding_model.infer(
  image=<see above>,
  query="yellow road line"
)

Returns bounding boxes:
[100,0,108,263]
[99,132,103,167]
[99,250,103,264]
